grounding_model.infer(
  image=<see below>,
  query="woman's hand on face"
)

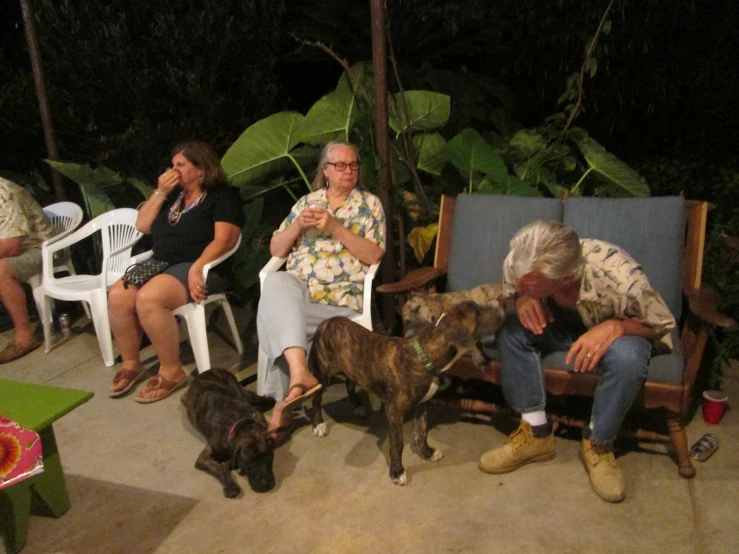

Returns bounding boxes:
[156,168,180,195]
[187,265,208,303]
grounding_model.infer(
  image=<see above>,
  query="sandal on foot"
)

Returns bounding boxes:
[282,383,323,412]
[109,368,148,398]
[0,338,41,364]
[135,374,188,404]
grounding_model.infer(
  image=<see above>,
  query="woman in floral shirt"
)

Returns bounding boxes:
[257,141,385,431]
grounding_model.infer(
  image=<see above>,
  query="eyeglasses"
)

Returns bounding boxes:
[326,161,360,172]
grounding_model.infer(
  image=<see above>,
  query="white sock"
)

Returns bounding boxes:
[522,411,548,427]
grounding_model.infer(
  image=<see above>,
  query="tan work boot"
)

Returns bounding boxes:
[580,438,626,503]
[478,420,555,474]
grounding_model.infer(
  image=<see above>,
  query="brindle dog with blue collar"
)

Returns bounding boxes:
[308,300,505,485]
[182,368,277,498]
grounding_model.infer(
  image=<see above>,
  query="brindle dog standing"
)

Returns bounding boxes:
[182,368,276,498]
[308,300,505,485]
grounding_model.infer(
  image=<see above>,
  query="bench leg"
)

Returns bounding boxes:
[667,417,696,478]
[32,426,72,516]
[0,425,71,554]
[0,484,32,554]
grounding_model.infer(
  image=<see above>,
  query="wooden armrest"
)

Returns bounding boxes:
[376,266,447,293]
[686,287,737,328]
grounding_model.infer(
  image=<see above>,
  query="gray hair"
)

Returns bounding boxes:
[311,140,362,191]
[508,220,583,281]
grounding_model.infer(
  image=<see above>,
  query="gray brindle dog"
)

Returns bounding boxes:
[183,368,276,498]
[308,300,506,485]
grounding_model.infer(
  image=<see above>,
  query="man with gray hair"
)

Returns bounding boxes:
[478,220,675,502]
[0,177,55,363]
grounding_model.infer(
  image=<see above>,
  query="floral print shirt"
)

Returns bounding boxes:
[504,239,676,352]
[0,177,55,251]
[276,187,386,312]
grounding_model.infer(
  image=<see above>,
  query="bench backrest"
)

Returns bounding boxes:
[446,194,686,320]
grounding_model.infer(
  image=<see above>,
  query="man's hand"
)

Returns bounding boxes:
[516,295,553,335]
[566,320,625,372]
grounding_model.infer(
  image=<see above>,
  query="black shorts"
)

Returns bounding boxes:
[163,262,229,302]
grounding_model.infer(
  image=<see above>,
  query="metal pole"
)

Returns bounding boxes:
[370,0,396,331]
[20,0,66,200]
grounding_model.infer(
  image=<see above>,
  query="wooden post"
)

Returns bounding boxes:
[20,0,66,201]
[370,0,396,331]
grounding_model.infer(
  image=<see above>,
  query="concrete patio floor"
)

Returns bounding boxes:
[1,309,738,554]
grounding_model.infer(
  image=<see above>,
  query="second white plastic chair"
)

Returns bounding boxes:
[255,258,379,396]
[39,208,143,366]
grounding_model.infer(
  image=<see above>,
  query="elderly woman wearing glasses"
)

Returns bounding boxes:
[257,140,386,431]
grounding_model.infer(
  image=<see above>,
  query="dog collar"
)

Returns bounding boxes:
[412,337,442,377]
[227,417,250,443]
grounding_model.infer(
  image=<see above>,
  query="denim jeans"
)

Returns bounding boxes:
[496,302,652,444]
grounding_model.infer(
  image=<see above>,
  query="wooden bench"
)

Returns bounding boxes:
[0,379,93,553]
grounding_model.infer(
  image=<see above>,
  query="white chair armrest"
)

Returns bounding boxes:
[131,250,154,264]
[201,233,242,281]
[259,256,287,289]
[40,225,78,249]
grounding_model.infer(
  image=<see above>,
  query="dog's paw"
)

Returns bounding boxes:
[223,483,242,499]
[313,422,328,438]
[429,449,444,462]
[352,405,367,418]
[391,471,408,486]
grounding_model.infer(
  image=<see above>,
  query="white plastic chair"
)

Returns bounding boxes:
[26,202,87,322]
[255,257,380,396]
[135,234,244,373]
[39,208,142,366]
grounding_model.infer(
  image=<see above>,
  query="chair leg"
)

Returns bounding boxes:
[89,295,115,367]
[184,305,211,373]
[667,416,696,478]
[42,295,54,354]
[256,346,269,396]
[219,299,243,355]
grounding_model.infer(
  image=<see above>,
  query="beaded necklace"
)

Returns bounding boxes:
[168,189,207,225]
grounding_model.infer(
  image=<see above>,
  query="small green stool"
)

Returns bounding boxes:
[0,379,93,553]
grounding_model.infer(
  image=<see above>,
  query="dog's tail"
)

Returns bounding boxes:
[308,330,330,388]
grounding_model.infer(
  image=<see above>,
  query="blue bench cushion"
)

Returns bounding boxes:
[562,196,686,321]
[447,195,563,292]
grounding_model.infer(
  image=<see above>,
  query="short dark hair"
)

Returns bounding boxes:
[171,141,228,190]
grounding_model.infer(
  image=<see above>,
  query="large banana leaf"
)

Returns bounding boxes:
[388,91,450,137]
[45,159,121,188]
[44,159,117,218]
[222,111,308,189]
[128,177,154,201]
[478,175,542,197]
[294,62,371,146]
[413,133,448,176]
[448,128,508,191]
[570,129,650,197]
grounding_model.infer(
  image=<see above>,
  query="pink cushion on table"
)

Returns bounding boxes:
[0,413,44,490]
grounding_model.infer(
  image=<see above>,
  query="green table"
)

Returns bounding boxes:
[0,379,93,553]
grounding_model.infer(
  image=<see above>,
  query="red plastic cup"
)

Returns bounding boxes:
[702,390,728,425]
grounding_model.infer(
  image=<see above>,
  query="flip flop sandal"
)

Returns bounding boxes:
[135,374,188,404]
[109,368,148,398]
[0,338,41,364]
[281,383,323,412]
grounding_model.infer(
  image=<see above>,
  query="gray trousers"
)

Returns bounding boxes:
[256,272,356,401]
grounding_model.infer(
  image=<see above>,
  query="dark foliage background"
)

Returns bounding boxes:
[1,0,738,378]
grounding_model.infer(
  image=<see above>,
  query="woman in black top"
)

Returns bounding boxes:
[107,141,244,402]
